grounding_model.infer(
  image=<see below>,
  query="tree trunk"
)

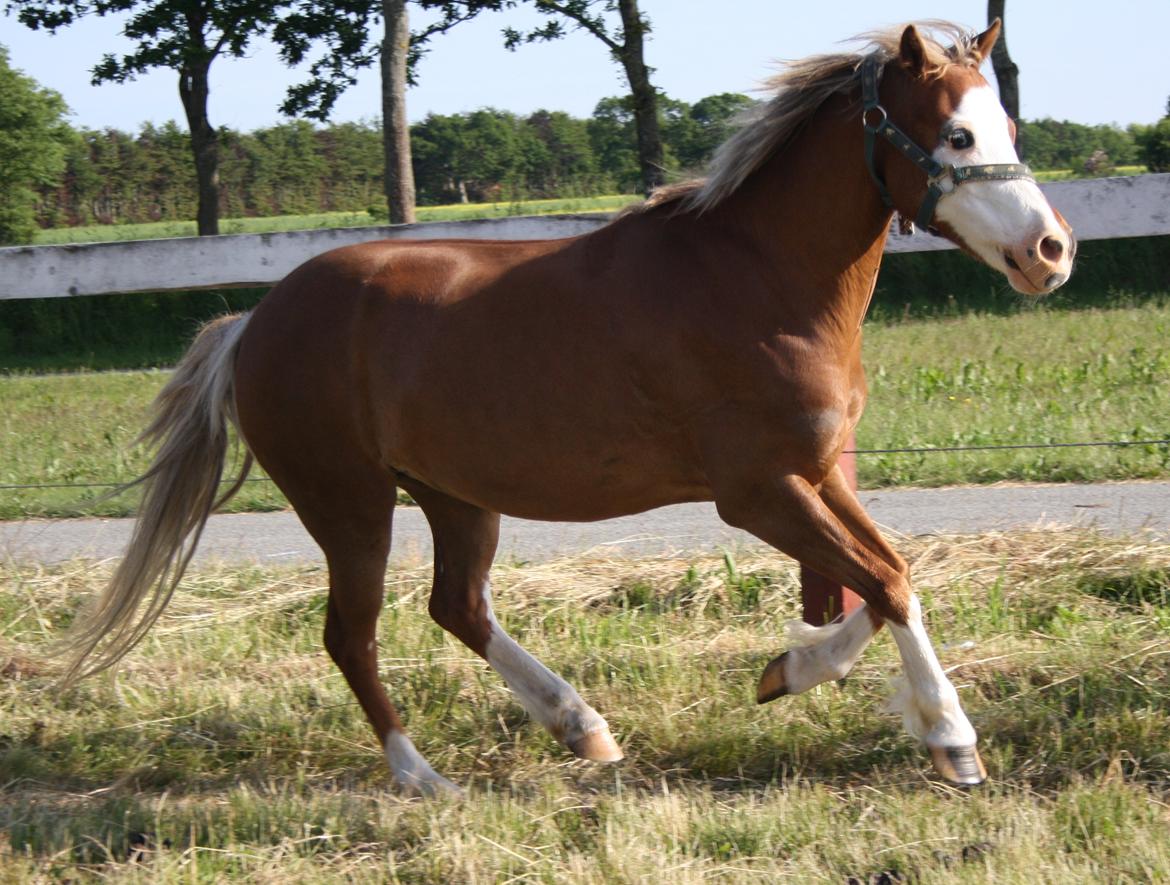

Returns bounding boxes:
[178,60,220,236]
[616,0,664,195]
[987,1,1020,123]
[381,0,417,224]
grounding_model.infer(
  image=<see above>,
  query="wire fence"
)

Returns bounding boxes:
[3,438,1169,494]
[846,439,1170,455]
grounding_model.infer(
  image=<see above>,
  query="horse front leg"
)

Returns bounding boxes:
[711,464,985,785]
[756,462,908,701]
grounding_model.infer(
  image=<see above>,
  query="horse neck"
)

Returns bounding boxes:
[705,94,893,343]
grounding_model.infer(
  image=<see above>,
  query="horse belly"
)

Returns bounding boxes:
[237,238,710,522]
[391,402,710,522]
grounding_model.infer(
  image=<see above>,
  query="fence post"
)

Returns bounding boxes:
[800,435,863,625]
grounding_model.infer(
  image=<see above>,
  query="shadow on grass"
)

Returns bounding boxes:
[1078,568,1170,607]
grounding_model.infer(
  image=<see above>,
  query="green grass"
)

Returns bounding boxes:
[1033,165,1146,182]
[2,298,1169,519]
[0,370,285,519]
[859,299,1170,486]
[2,530,1169,881]
[30,195,643,246]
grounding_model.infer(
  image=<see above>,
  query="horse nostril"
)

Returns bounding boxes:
[1040,235,1064,263]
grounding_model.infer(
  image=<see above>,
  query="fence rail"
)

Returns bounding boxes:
[2,174,1168,301]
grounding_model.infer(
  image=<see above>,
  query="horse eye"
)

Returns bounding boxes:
[948,128,975,150]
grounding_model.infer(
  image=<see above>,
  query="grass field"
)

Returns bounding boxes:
[859,298,1170,486]
[30,195,643,247]
[1,529,1168,881]
[2,299,1168,519]
[1032,165,1146,183]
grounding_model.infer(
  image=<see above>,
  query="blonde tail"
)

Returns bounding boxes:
[59,313,253,684]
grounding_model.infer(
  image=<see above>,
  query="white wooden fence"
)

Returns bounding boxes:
[1,174,1167,300]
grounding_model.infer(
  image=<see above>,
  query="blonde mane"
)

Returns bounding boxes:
[630,21,986,216]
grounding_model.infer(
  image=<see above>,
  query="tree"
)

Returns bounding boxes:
[1135,104,1170,173]
[662,92,753,170]
[8,0,299,236]
[1017,118,1139,172]
[505,0,664,195]
[586,95,641,192]
[523,109,597,195]
[316,121,384,210]
[276,0,507,223]
[409,108,529,203]
[987,3,1019,123]
[248,121,328,214]
[381,0,415,221]
[0,45,70,244]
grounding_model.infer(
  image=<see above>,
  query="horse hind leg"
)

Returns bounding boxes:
[273,467,460,796]
[407,481,622,762]
[321,552,461,796]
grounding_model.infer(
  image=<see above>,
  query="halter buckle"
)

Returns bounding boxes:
[928,166,958,195]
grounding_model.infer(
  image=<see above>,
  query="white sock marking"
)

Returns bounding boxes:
[884,595,977,748]
[480,583,611,745]
[383,731,462,796]
[781,604,880,694]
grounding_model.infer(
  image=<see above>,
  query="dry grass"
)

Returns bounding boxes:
[1,528,1169,882]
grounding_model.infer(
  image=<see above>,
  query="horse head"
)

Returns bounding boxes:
[868,20,1075,295]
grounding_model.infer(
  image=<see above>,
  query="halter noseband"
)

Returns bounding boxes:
[860,56,1033,233]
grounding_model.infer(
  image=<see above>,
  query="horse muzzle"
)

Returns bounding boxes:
[1001,217,1076,295]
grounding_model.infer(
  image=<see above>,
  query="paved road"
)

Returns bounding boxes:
[2,482,1167,566]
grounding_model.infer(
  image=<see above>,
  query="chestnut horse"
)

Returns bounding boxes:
[64,21,1073,793]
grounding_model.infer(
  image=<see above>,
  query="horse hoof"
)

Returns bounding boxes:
[756,652,790,704]
[929,745,987,785]
[568,728,624,762]
[400,772,465,799]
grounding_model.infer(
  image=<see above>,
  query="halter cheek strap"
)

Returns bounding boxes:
[860,56,1033,233]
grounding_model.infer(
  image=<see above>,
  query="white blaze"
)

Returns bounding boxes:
[931,85,1062,281]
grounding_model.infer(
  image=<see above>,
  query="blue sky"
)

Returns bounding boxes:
[2,0,1167,133]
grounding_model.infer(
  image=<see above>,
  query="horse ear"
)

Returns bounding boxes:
[898,25,928,76]
[972,18,1002,62]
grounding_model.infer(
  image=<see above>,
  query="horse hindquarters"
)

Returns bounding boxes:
[231,297,464,795]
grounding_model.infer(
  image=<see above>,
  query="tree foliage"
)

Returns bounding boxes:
[504,0,664,194]
[664,92,754,170]
[275,0,509,121]
[0,45,70,244]
[25,99,1163,234]
[1132,98,1170,174]
[1018,119,1142,172]
[6,0,309,234]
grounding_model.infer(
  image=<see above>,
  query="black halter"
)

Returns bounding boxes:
[860,56,1033,233]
